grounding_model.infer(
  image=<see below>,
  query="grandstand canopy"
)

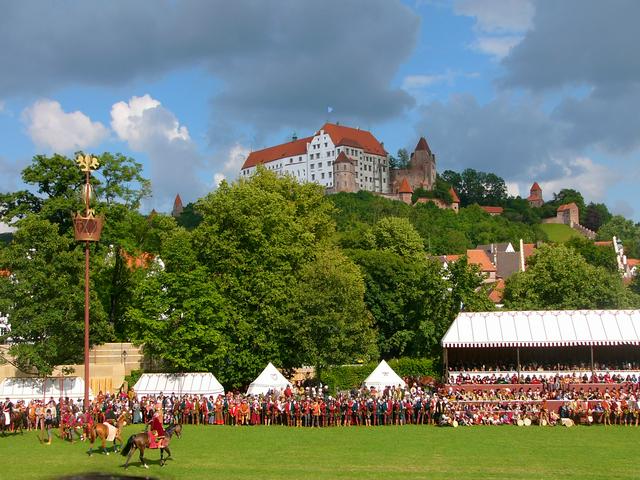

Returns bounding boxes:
[442,310,640,348]
[133,373,224,397]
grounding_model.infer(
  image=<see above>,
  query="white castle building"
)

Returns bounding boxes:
[240,123,391,193]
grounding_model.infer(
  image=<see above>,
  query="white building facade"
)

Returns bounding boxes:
[240,123,391,194]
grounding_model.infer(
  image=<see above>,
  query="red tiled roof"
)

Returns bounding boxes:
[628,258,640,267]
[0,270,10,277]
[414,137,431,153]
[399,178,413,194]
[522,243,536,260]
[488,278,506,303]
[321,123,387,156]
[334,151,352,164]
[480,206,504,214]
[594,241,613,247]
[173,194,183,208]
[449,187,460,203]
[439,255,461,263]
[241,136,312,169]
[530,182,541,192]
[557,202,578,212]
[466,249,497,272]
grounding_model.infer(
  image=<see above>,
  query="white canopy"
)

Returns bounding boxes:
[0,377,92,403]
[246,363,291,396]
[133,373,224,397]
[442,310,640,348]
[363,360,406,389]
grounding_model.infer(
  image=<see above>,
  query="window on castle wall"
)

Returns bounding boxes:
[312,174,315,180]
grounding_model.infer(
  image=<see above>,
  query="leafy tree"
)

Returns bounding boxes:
[126,228,234,380]
[189,168,336,386]
[175,202,203,230]
[0,217,113,375]
[597,215,640,258]
[439,169,507,207]
[503,244,637,310]
[565,236,618,272]
[583,202,612,232]
[288,249,377,379]
[364,217,424,258]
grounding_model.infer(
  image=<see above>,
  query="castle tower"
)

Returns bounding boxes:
[172,194,184,217]
[332,152,357,193]
[527,182,543,207]
[398,178,413,205]
[408,137,436,190]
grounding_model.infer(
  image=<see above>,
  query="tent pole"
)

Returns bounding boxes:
[517,347,521,383]
[443,348,449,383]
[590,345,594,373]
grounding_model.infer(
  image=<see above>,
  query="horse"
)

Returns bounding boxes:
[121,423,182,469]
[1,410,26,435]
[87,412,129,456]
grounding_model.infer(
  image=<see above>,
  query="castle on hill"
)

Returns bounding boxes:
[239,123,458,211]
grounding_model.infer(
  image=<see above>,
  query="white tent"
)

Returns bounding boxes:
[363,360,406,390]
[133,373,224,397]
[246,363,291,396]
[0,377,92,403]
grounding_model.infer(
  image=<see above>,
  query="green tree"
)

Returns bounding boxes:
[189,168,336,386]
[126,228,234,380]
[503,244,635,310]
[0,217,113,375]
[288,249,377,379]
[565,236,618,272]
[583,202,612,232]
[597,216,640,258]
[364,217,424,258]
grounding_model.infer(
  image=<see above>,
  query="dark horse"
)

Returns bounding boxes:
[121,423,182,469]
[1,410,25,435]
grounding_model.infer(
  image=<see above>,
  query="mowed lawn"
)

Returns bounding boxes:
[539,223,582,243]
[1,424,638,480]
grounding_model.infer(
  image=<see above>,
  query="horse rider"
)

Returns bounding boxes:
[3,397,14,432]
[147,410,165,445]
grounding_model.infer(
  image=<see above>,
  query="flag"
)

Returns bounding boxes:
[327,106,333,114]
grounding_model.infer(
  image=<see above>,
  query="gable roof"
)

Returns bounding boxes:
[442,310,640,348]
[480,206,504,215]
[628,258,640,267]
[466,249,497,272]
[0,270,10,277]
[241,136,312,169]
[557,202,578,212]
[320,123,387,156]
[594,241,613,247]
[522,243,536,260]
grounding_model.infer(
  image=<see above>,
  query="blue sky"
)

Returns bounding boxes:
[1,0,638,227]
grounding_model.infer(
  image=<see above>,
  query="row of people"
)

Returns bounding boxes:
[449,371,640,385]
[449,361,640,372]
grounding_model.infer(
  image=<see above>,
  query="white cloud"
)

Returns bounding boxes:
[111,94,190,149]
[22,99,108,152]
[402,72,454,90]
[540,157,621,202]
[110,95,205,210]
[213,143,251,187]
[454,0,534,33]
[505,181,520,197]
[470,35,523,60]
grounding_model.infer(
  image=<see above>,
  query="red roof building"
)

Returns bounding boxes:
[527,182,544,207]
[480,206,504,216]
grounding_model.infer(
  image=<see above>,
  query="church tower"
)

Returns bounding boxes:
[171,194,184,217]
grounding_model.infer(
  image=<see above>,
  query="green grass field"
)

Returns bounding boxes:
[539,223,582,243]
[1,424,638,479]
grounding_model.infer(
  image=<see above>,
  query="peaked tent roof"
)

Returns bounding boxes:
[442,310,640,348]
[0,377,93,402]
[363,360,406,389]
[398,177,413,193]
[133,373,224,397]
[246,363,291,396]
[414,137,432,153]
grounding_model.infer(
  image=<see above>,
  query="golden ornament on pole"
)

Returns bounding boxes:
[72,153,104,413]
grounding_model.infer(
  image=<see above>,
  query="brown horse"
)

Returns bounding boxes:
[87,412,129,456]
[121,423,181,469]
[1,409,25,435]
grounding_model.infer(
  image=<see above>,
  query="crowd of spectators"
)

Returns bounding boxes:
[2,375,640,436]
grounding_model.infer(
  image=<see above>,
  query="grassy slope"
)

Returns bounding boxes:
[539,223,582,242]
[2,424,638,480]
